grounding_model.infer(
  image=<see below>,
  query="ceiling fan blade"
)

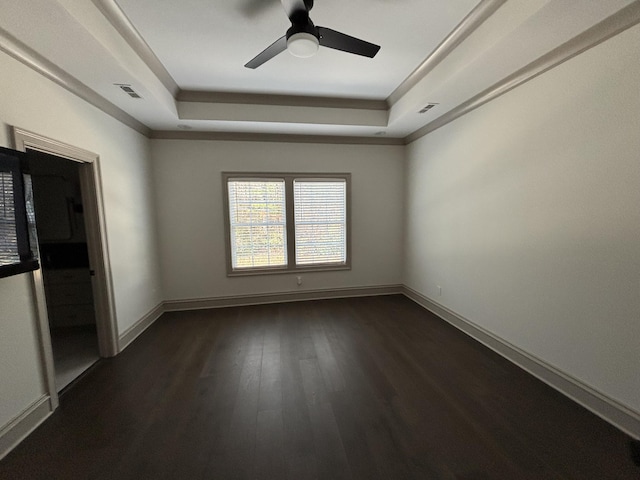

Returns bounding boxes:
[240,0,279,18]
[317,27,380,58]
[245,36,287,69]
[281,0,311,18]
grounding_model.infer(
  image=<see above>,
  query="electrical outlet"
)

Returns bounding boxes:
[296,276,302,286]
[437,285,442,296]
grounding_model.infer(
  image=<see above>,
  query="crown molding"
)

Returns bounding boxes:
[92,0,179,96]
[0,27,150,137]
[177,90,388,110]
[150,130,405,146]
[93,0,390,113]
[404,1,640,144]
[7,1,636,147]
[0,26,397,146]
[177,101,387,127]
[387,0,507,106]
[8,0,504,142]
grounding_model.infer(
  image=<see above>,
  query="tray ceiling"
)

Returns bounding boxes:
[0,0,637,141]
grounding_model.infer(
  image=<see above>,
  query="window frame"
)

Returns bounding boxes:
[0,147,39,279]
[222,172,351,276]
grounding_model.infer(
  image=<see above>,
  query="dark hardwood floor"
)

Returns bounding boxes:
[1,295,637,479]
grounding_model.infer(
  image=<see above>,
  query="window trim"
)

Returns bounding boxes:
[222,172,351,276]
[0,147,40,279]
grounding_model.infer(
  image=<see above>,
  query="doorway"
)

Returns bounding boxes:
[29,151,99,392]
[13,127,118,409]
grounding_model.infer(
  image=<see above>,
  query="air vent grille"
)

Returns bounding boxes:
[418,103,438,114]
[115,84,142,99]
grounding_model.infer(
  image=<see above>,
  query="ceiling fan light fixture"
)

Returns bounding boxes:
[244,2,380,68]
[287,32,319,58]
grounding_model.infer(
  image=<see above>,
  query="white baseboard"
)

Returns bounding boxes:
[119,287,403,351]
[0,395,52,461]
[0,301,165,460]
[402,286,640,439]
[3,286,636,464]
[163,284,404,312]
[118,302,165,352]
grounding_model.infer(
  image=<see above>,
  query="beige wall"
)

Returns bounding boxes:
[151,139,405,301]
[404,25,640,413]
[0,51,163,429]
[0,275,44,430]
[1,13,638,452]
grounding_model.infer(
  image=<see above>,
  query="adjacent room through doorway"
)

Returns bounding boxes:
[28,150,100,392]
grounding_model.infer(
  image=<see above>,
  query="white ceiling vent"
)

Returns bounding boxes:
[418,103,438,114]
[115,84,142,99]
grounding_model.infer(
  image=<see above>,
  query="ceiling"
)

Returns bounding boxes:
[0,0,636,142]
[115,0,479,98]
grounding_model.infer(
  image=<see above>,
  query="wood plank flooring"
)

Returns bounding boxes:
[1,295,637,479]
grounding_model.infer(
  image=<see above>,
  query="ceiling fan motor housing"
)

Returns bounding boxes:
[286,19,319,40]
[244,0,379,68]
[286,17,320,57]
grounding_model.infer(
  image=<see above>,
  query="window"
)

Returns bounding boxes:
[227,178,287,269]
[223,173,350,275]
[0,147,39,278]
[0,170,19,266]
[294,179,347,266]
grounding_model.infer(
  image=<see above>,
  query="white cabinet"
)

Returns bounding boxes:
[43,268,95,327]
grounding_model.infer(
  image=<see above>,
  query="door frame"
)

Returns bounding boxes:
[13,127,118,409]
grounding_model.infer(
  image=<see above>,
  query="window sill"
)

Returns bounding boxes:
[0,259,40,279]
[227,264,351,277]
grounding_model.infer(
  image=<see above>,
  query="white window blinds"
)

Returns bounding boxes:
[294,179,347,266]
[0,171,19,266]
[227,179,287,269]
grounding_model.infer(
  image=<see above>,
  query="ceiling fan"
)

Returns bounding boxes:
[244,0,381,69]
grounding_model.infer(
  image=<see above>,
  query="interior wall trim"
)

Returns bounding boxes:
[150,130,405,146]
[0,395,51,461]
[92,1,388,113]
[13,128,98,163]
[13,127,121,361]
[404,1,640,144]
[402,286,640,439]
[387,0,507,106]
[118,302,165,352]
[26,266,59,412]
[0,27,150,137]
[1,21,394,146]
[91,0,179,96]
[178,90,389,111]
[163,285,404,312]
